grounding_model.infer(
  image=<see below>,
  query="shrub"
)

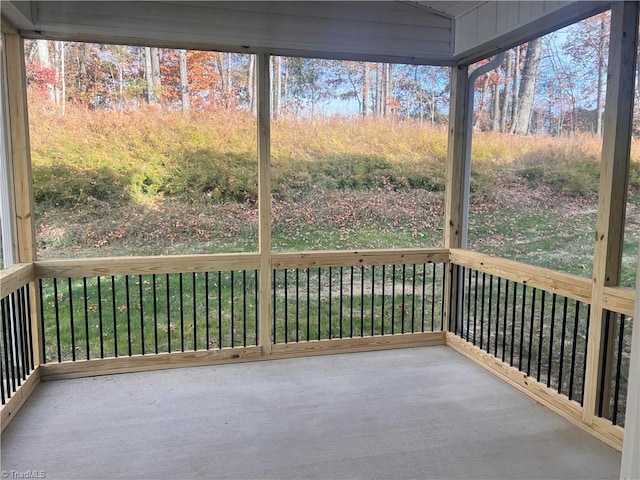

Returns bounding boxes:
[552,158,600,199]
[163,149,258,203]
[33,164,128,208]
[515,156,600,199]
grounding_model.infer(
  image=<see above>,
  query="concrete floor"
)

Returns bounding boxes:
[1,346,621,480]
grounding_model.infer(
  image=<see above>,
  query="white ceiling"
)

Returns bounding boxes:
[413,1,487,19]
[1,1,610,65]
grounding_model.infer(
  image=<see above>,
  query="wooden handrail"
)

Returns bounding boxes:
[29,249,639,318]
[602,286,636,317]
[0,263,34,298]
[449,248,592,304]
[33,249,450,279]
[272,248,449,269]
[34,253,261,278]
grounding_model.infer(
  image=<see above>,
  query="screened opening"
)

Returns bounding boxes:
[467,12,613,280]
[270,56,449,251]
[26,41,258,258]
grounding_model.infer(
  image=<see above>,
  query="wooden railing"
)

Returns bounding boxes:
[270,249,448,355]
[448,248,632,450]
[32,249,447,380]
[0,248,635,450]
[34,253,263,378]
[0,263,39,430]
[599,287,635,428]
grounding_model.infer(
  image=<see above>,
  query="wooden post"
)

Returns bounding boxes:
[4,32,35,263]
[257,53,272,356]
[443,64,469,332]
[2,26,43,366]
[584,0,638,425]
[0,29,17,266]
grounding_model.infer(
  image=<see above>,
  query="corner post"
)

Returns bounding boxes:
[584,0,639,425]
[444,64,469,333]
[2,24,42,365]
[257,53,272,355]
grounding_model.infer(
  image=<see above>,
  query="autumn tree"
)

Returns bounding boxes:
[324,61,366,115]
[362,63,371,116]
[144,47,161,104]
[179,50,190,114]
[512,38,542,135]
[286,58,330,118]
[544,35,581,135]
[498,50,512,133]
[562,11,610,135]
[35,40,56,103]
[394,65,449,124]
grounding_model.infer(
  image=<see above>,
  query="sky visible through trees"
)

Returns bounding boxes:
[23,11,624,137]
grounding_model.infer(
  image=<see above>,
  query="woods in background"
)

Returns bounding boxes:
[26,11,628,136]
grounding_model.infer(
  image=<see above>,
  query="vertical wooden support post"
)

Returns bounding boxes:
[443,64,469,332]
[4,32,35,264]
[0,28,16,266]
[584,0,638,425]
[2,26,42,366]
[257,53,272,356]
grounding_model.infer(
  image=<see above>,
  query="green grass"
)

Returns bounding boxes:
[39,272,259,362]
[469,209,597,276]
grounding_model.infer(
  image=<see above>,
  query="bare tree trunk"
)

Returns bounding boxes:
[145,47,161,104]
[282,58,289,116]
[557,97,563,136]
[144,47,154,103]
[216,53,227,107]
[596,18,606,136]
[150,47,161,103]
[430,68,437,125]
[431,89,436,125]
[376,63,384,116]
[36,40,56,103]
[273,56,282,120]
[474,75,490,129]
[510,46,521,133]
[77,43,87,97]
[216,53,233,108]
[59,41,66,115]
[412,66,422,123]
[383,63,392,116]
[179,49,190,114]
[118,64,124,112]
[499,49,512,132]
[513,38,542,135]
[362,62,371,117]
[247,55,256,114]
[491,83,500,131]
[52,42,61,105]
[227,53,233,103]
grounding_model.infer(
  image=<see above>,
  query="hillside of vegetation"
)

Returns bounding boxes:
[29,105,640,286]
